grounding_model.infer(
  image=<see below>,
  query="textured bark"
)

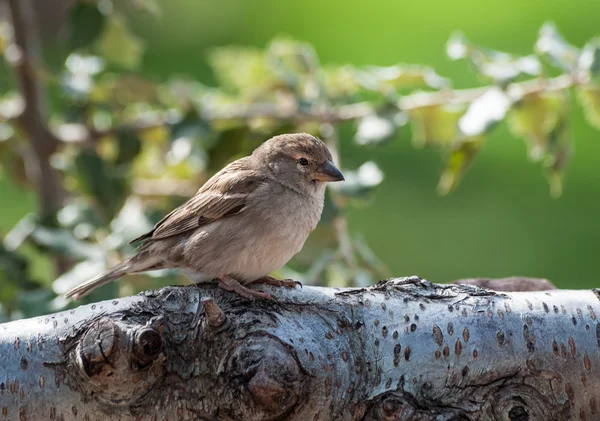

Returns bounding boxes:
[1,277,599,421]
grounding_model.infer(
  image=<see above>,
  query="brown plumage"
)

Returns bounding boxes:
[65,133,344,300]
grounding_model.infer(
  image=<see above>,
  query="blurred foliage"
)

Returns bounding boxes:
[0,0,600,319]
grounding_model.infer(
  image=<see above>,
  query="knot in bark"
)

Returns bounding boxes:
[482,383,570,421]
[132,326,163,368]
[202,297,228,331]
[73,317,166,406]
[220,335,305,421]
[78,318,115,377]
[363,393,435,421]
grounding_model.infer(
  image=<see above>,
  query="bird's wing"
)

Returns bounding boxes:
[129,158,265,244]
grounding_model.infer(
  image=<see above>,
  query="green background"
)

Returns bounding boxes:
[3,0,600,288]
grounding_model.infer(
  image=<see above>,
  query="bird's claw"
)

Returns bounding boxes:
[217,275,273,300]
[254,275,303,289]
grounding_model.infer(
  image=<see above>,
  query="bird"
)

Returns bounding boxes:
[65,133,344,300]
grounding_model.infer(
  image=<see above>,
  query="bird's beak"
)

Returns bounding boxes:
[314,161,345,182]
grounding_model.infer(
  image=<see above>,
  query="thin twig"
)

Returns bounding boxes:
[398,73,581,110]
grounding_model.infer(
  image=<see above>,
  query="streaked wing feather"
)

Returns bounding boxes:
[130,158,263,243]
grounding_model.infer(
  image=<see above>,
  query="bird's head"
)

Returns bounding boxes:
[254,133,344,195]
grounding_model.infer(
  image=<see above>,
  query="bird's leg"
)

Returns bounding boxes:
[253,275,303,289]
[217,275,272,300]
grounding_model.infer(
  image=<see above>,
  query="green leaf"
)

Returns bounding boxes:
[95,14,144,70]
[206,127,250,172]
[355,64,449,94]
[509,90,571,196]
[0,94,25,121]
[0,242,29,285]
[446,32,471,60]
[577,86,600,130]
[322,65,362,100]
[579,38,600,84]
[508,91,568,160]
[170,110,211,142]
[355,112,405,145]
[29,225,103,260]
[0,123,13,141]
[16,288,56,319]
[115,132,142,165]
[447,32,541,84]
[535,22,580,72]
[332,161,384,200]
[109,197,153,247]
[437,137,483,195]
[68,1,106,50]
[57,202,105,230]
[74,149,128,219]
[3,214,36,251]
[61,54,105,100]
[209,46,274,99]
[159,78,207,109]
[52,259,108,295]
[267,38,321,95]
[544,114,571,198]
[0,21,12,55]
[131,0,162,17]
[320,189,341,225]
[408,104,466,148]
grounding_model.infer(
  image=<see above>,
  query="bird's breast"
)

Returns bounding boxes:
[180,183,325,283]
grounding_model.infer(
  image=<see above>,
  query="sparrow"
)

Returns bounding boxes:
[65,133,344,300]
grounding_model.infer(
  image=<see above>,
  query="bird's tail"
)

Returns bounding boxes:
[64,262,131,300]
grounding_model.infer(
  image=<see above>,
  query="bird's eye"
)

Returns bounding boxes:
[298,158,309,166]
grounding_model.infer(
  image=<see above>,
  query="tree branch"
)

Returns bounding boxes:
[1,277,598,420]
[6,0,64,219]
[44,72,585,146]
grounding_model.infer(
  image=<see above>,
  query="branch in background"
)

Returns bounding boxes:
[399,73,582,110]
[6,0,71,276]
[6,0,64,219]
[42,73,584,145]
